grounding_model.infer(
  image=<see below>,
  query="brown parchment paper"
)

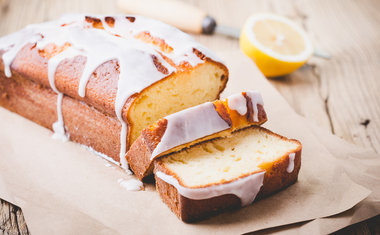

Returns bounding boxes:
[0,50,377,234]
[251,119,380,235]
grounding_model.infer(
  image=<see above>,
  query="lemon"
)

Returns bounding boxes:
[240,13,313,77]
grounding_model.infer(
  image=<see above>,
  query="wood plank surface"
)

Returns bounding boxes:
[0,0,379,234]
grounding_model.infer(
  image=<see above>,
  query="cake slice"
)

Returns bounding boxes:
[154,126,302,222]
[126,91,267,180]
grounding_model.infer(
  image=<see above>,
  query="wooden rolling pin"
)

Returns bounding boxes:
[117,0,330,59]
[117,0,240,38]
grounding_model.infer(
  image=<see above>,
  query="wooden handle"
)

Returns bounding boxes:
[117,0,209,34]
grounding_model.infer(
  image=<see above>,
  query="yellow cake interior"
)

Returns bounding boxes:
[128,62,227,146]
[160,127,300,187]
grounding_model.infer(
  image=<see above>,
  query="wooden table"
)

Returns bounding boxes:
[0,0,379,234]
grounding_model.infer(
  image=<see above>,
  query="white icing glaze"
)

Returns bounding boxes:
[150,91,264,160]
[104,162,113,168]
[81,145,133,174]
[245,91,264,122]
[0,14,222,167]
[156,171,265,206]
[82,145,119,164]
[51,93,69,141]
[118,123,129,169]
[287,152,296,173]
[48,47,81,140]
[118,178,143,191]
[227,91,263,122]
[0,27,42,77]
[227,93,247,115]
[77,54,112,98]
[151,102,230,159]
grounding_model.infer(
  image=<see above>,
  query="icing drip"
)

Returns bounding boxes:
[48,48,81,141]
[114,49,171,169]
[118,178,143,191]
[150,91,265,160]
[227,91,263,122]
[156,171,265,206]
[82,145,120,166]
[0,27,42,77]
[77,54,114,98]
[227,93,248,115]
[151,102,230,159]
[245,91,264,122]
[118,122,129,169]
[287,153,296,173]
[82,145,133,174]
[51,93,69,141]
[48,47,82,92]
[0,14,222,168]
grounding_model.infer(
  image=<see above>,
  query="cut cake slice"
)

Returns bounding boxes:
[154,126,302,222]
[126,91,267,180]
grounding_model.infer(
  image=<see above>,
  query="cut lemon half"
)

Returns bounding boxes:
[240,13,313,77]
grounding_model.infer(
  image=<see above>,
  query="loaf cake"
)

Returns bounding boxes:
[126,91,267,180]
[0,14,228,168]
[155,126,302,222]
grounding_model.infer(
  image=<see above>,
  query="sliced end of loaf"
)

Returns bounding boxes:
[154,126,302,222]
[126,91,267,181]
[127,61,228,148]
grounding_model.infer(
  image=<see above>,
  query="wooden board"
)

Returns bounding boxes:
[0,0,379,234]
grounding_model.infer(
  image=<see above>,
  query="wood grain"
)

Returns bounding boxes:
[0,199,29,235]
[0,0,379,234]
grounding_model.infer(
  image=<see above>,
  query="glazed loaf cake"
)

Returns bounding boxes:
[126,91,267,180]
[0,15,228,168]
[155,126,302,222]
